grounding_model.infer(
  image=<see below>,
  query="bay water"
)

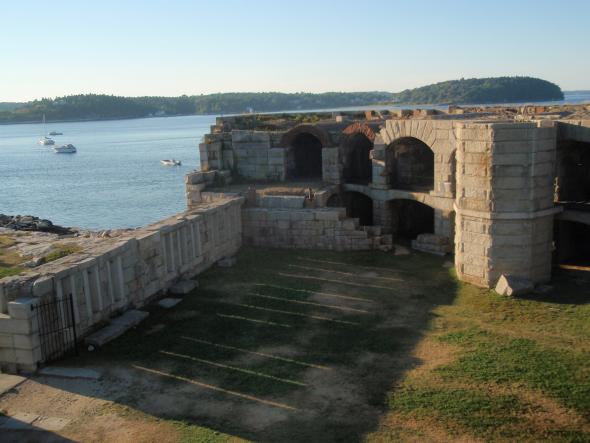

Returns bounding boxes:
[1,92,588,230]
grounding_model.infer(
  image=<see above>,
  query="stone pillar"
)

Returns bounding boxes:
[322,147,340,184]
[268,148,287,181]
[434,209,455,239]
[370,135,389,189]
[454,122,558,288]
[373,199,393,234]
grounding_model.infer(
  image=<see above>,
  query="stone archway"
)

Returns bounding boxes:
[387,137,434,191]
[389,199,434,240]
[342,133,373,184]
[373,119,456,197]
[328,191,374,226]
[282,125,330,180]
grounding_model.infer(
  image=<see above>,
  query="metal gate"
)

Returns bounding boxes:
[32,294,78,363]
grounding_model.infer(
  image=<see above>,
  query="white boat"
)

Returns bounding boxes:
[39,136,55,146]
[160,159,181,166]
[38,114,55,145]
[53,144,77,154]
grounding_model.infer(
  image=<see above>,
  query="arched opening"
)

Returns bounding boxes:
[342,133,373,184]
[389,199,434,241]
[327,191,373,226]
[554,220,590,267]
[387,137,434,191]
[555,141,590,202]
[287,133,323,180]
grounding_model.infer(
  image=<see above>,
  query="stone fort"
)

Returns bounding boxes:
[1,105,589,371]
[188,106,590,288]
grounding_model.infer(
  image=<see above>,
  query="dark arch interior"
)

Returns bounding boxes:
[554,220,590,266]
[327,191,373,226]
[388,137,434,191]
[389,199,434,240]
[343,133,373,184]
[288,133,323,179]
[556,141,590,202]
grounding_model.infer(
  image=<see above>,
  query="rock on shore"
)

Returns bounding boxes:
[0,214,73,234]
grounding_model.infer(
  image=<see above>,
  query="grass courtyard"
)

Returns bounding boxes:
[1,247,589,442]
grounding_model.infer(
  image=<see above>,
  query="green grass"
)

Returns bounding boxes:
[72,247,589,442]
[438,328,590,414]
[40,244,82,264]
[0,267,24,279]
[0,234,25,278]
[390,387,527,433]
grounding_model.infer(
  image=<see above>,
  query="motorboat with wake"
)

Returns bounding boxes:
[53,144,77,154]
[160,159,181,166]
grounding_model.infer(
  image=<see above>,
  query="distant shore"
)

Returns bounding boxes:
[1,91,588,126]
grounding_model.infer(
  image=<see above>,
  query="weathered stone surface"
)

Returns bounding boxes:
[169,280,198,295]
[495,275,534,296]
[0,373,26,395]
[39,366,102,380]
[85,310,148,348]
[158,298,182,309]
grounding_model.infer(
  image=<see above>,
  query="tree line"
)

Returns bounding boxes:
[0,77,564,123]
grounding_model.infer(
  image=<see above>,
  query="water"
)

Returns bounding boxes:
[0,115,214,229]
[1,91,588,230]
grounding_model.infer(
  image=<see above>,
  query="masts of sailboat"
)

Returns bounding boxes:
[38,114,55,145]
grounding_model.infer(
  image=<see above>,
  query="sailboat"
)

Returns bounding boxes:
[38,114,55,146]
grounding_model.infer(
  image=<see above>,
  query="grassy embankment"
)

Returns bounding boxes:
[0,235,81,278]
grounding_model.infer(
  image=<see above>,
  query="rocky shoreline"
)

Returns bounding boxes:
[0,214,74,235]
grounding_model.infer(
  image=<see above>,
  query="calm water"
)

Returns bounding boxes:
[0,115,214,229]
[1,91,588,230]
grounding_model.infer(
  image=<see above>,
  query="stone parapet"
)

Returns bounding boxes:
[0,196,244,373]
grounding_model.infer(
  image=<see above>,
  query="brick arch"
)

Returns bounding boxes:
[342,122,376,142]
[280,124,331,147]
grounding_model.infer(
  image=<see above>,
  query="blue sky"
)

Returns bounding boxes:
[1,0,589,101]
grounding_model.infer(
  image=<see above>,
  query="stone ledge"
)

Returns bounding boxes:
[454,204,562,220]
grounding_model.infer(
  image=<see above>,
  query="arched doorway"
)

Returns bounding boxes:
[389,199,434,241]
[327,191,373,226]
[287,133,323,179]
[387,137,434,191]
[554,220,590,267]
[342,133,373,184]
[555,141,590,202]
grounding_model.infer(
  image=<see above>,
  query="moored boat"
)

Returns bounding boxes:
[49,131,63,136]
[38,114,55,145]
[160,159,181,166]
[53,144,77,154]
[39,136,55,146]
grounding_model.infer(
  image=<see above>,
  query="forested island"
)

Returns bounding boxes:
[389,76,564,105]
[0,77,564,123]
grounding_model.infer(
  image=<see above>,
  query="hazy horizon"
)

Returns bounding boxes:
[1,0,589,102]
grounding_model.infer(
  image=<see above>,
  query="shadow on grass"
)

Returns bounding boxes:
[31,247,459,442]
[517,269,590,305]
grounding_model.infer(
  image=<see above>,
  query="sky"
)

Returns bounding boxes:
[1,0,589,102]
